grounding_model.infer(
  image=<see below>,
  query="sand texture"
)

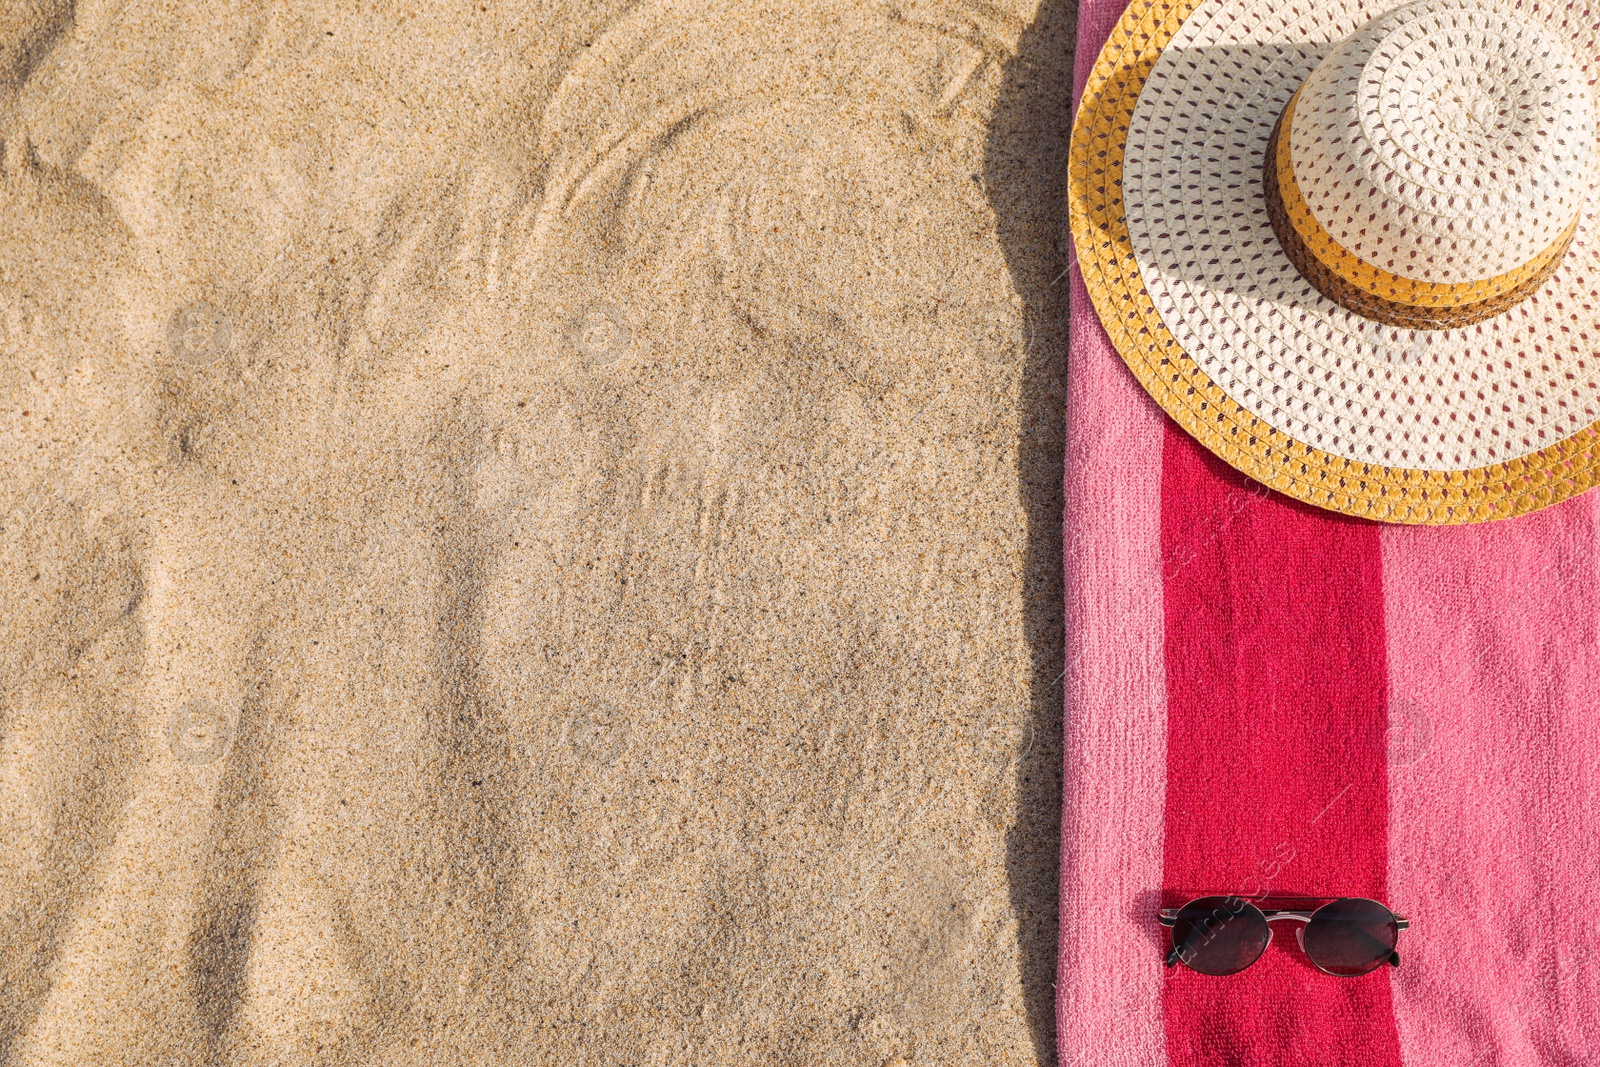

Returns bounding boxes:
[0,0,1073,1062]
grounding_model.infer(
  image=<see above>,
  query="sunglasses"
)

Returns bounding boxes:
[1159,896,1409,977]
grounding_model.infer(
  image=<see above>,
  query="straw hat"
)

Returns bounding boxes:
[1069,0,1600,522]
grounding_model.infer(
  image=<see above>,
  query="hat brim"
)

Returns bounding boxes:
[1069,0,1600,524]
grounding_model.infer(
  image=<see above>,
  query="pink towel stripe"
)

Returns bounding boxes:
[1381,503,1600,1064]
[1158,431,1404,1066]
[1054,0,1174,1060]
[1057,275,1172,1065]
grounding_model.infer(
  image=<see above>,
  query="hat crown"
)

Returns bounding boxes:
[1288,0,1596,284]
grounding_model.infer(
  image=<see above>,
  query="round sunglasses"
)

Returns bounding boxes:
[1159,896,1409,977]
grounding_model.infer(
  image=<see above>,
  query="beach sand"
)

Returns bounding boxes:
[0,0,1074,1062]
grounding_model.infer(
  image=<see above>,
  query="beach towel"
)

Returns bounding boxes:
[1059,0,1600,1063]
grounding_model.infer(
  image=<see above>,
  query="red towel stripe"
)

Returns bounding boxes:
[1158,427,1404,1066]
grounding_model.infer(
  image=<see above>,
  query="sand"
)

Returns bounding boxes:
[0,0,1074,1062]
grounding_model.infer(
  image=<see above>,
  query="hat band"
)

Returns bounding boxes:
[1264,86,1580,329]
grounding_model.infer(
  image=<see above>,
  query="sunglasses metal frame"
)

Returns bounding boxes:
[1158,896,1409,976]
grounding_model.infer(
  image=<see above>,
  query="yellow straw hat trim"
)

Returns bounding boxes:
[1274,87,1581,310]
[1068,0,1600,524]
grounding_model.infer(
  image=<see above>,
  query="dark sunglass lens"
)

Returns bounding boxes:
[1302,898,1399,976]
[1170,897,1271,976]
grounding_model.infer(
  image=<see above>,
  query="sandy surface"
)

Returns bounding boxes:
[0,0,1074,1062]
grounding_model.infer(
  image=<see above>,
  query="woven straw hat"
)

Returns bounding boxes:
[1070,0,1600,522]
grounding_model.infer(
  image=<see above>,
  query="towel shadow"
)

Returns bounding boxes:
[982,1,1077,1062]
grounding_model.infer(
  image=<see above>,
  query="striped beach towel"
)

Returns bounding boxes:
[1059,0,1600,1063]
